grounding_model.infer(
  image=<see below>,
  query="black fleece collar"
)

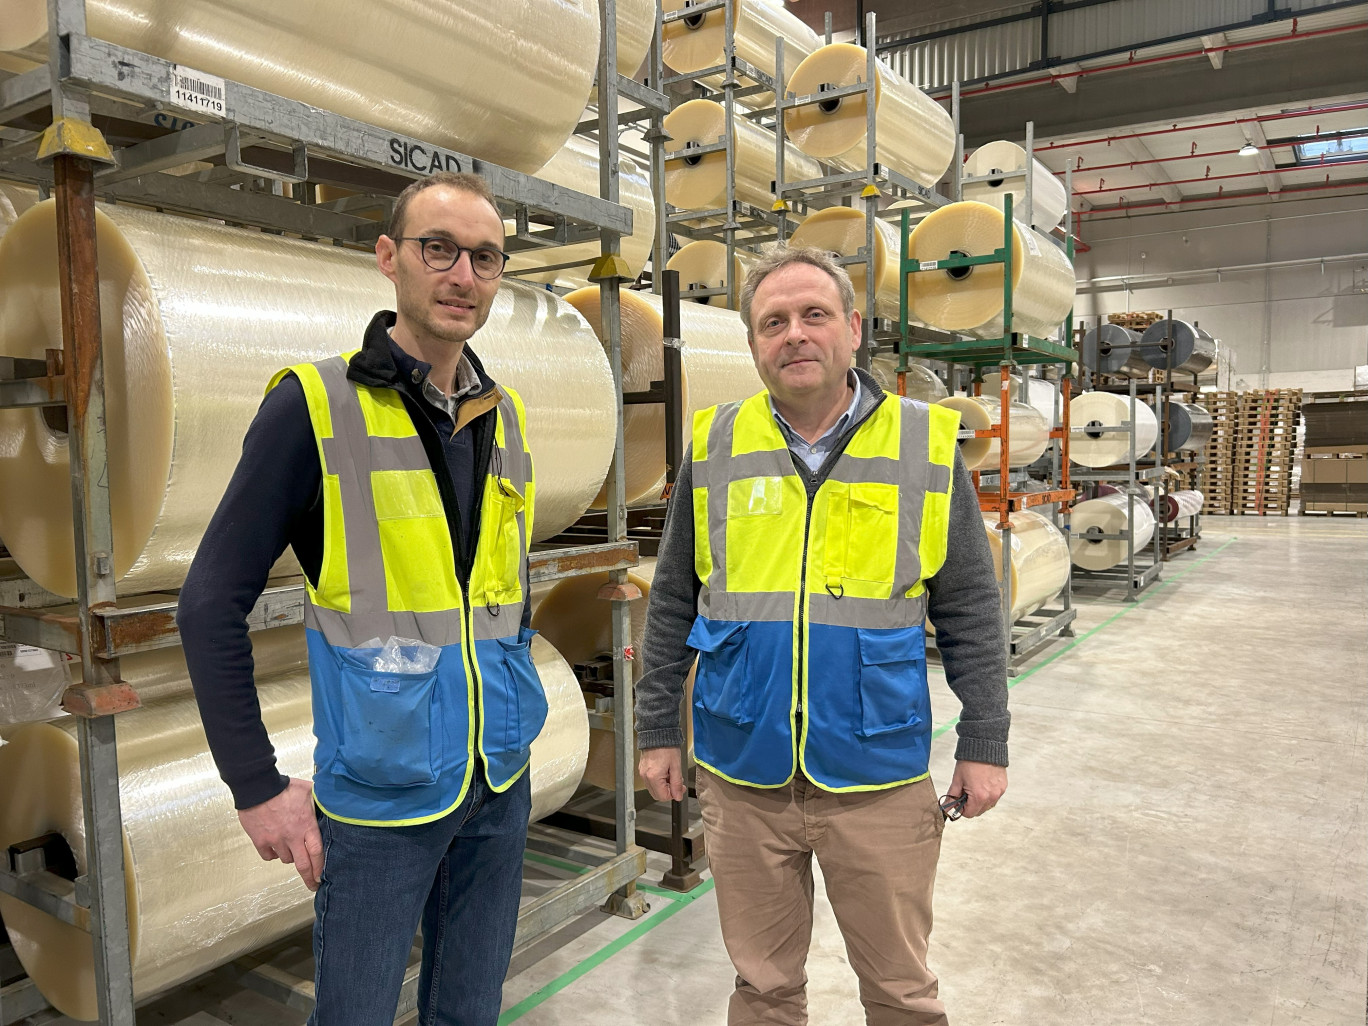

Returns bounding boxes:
[347,310,498,395]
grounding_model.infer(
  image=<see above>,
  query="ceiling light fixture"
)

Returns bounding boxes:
[1238,143,1260,156]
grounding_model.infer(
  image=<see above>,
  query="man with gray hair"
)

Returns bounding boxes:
[636,245,1009,1024]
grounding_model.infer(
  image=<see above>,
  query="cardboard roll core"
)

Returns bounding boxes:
[936,395,1050,470]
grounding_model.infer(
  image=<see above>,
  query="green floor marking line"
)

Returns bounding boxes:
[930,537,1238,741]
[523,850,589,875]
[500,879,717,1024]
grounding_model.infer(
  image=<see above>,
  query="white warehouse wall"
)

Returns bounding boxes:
[1072,194,1368,391]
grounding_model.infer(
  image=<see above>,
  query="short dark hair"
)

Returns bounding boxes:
[386,172,501,240]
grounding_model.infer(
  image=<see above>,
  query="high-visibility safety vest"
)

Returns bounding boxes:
[268,354,546,826]
[688,390,959,791]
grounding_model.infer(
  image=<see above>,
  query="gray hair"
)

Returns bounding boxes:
[738,245,857,334]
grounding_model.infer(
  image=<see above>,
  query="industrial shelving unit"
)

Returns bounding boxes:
[899,191,1080,673]
[0,0,654,1020]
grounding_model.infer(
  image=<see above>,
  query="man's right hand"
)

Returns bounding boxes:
[639,747,687,803]
[238,777,325,891]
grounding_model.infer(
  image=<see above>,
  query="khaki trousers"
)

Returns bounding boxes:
[696,767,948,1026]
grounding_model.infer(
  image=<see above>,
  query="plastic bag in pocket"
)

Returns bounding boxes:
[333,646,441,789]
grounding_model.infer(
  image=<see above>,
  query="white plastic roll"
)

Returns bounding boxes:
[565,287,760,506]
[529,634,590,822]
[508,135,656,288]
[0,2,597,173]
[614,0,658,80]
[981,510,1070,622]
[868,355,947,403]
[906,201,1076,340]
[1152,489,1204,524]
[963,140,1069,230]
[667,240,756,309]
[1070,492,1156,571]
[981,369,1060,425]
[662,0,820,103]
[937,395,1050,471]
[664,99,822,211]
[789,206,902,318]
[0,200,615,598]
[1068,391,1159,468]
[783,43,955,187]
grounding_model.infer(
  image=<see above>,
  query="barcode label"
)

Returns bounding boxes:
[919,259,939,271]
[1022,229,1041,257]
[169,65,226,116]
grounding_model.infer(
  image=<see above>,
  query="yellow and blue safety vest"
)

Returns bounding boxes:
[688,390,959,791]
[270,353,545,826]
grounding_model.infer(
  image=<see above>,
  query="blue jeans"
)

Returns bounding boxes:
[307,769,530,1026]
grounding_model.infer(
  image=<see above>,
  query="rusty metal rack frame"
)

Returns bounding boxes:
[0,1,659,1022]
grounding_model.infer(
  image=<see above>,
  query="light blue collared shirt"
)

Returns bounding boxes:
[769,371,862,474]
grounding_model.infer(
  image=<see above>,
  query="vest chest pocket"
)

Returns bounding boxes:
[855,626,925,738]
[687,618,755,727]
[829,482,899,586]
[485,480,526,602]
[332,649,442,789]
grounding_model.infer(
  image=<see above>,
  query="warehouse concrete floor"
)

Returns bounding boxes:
[23,514,1368,1026]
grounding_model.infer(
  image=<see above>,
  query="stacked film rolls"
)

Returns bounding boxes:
[564,287,760,506]
[1082,323,1149,379]
[662,0,821,105]
[1165,401,1214,453]
[1070,491,1157,571]
[0,1,600,173]
[1068,391,1159,468]
[789,207,902,318]
[937,395,1051,471]
[868,355,948,404]
[963,141,1069,230]
[784,43,955,187]
[1152,489,1205,524]
[667,241,757,309]
[0,199,618,598]
[1139,319,1217,374]
[906,202,1076,340]
[981,511,1071,622]
[664,99,821,212]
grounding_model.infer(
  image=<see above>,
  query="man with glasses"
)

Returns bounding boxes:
[179,172,541,1026]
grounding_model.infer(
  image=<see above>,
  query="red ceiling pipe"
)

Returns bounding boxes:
[927,22,1368,103]
[1079,179,1368,216]
[1052,129,1368,176]
[1035,102,1368,153]
[1075,157,1368,195]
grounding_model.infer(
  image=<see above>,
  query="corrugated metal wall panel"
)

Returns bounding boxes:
[1053,0,1262,57]
[884,19,1040,91]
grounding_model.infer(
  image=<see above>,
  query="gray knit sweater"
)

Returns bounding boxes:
[634,369,1011,767]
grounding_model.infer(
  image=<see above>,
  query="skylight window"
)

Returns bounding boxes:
[1293,133,1368,165]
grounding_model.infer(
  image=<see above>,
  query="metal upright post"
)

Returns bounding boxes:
[649,0,669,295]
[1024,120,1035,228]
[858,12,877,371]
[595,0,648,921]
[1125,381,1138,599]
[952,82,963,202]
[723,0,740,309]
[774,36,788,244]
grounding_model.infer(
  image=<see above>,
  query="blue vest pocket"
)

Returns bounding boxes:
[855,627,925,739]
[496,628,549,753]
[687,618,755,728]
[332,650,440,789]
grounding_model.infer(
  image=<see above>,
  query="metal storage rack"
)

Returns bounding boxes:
[899,190,1080,672]
[0,0,654,1020]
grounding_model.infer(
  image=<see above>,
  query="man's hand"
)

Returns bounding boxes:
[948,760,1007,819]
[238,777,325,891]
[639,747,687,803]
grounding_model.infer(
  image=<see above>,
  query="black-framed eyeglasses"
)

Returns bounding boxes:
[939,792,968,822]
[395,236,508,279]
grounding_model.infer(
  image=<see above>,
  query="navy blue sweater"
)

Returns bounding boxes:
[178,311,519,809]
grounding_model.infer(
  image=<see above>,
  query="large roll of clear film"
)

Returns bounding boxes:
[664,99,821,212]
[0,200,616,598]
[1068,391,1159,468]
[783,43,955,187]
[1070,492,1156,570]
[936,395,1050,471]
[0,2,599,174]
[1082,323,1149,378]
[789,206,902,318]
[667,240,756,310]
[963,140,1069,231]
[906,201,1076,340]
[1166,401,1214,453]
[868,355,948,404]
[1138,319,1217,374]
[981,510,1070,622]
[1152,489,1204,524]
[662,0,821,107]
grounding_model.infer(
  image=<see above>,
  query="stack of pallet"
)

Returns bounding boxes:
[1107,311,1162,332]
[1233,389,1302,515]
[1299,390,1368,517]
[1194,391,1239,514]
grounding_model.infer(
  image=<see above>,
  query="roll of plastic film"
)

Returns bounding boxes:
[662,0,820,101]
[867,355,948,403]
[1068,392,1159,468]
[962,140,1069,230]
[1166,400,1214,453]
[0,182,38,238]
[0,2,598,174]
[1152,488,1204,524]
[564,287,759,506]
[784,43,955,187]
[667,240,757,309]
[982,369,1059,425]
[0,200,615,597]
[528,634,591,822]
[937,395,1050,470]
[508,134,656,289]
[614,0,659,80]
[789,206,902,318]
[1138,319,1216,374]
[1082,323,1149,378]
[1070,492,1157,571]
[664,99,822,211]
[981,510,1070,622]
[906,201,1075,340]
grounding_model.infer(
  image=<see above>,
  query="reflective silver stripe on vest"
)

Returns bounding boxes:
[893,398,931,590]
[702,401,742,599]
[305,603,463,649]
[367,434,432,473]
[488,392,533,628]
[698,588,794,623]
[807,592,928,630]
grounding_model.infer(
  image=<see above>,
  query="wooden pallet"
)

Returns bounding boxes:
[1300,504,1368,517]
[1107,311,1161,329]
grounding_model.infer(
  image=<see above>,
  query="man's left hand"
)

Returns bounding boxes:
[948,760,1007,818]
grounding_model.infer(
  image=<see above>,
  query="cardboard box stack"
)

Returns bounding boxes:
[1233,389,1302,515]
[1299,391,1368,516]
